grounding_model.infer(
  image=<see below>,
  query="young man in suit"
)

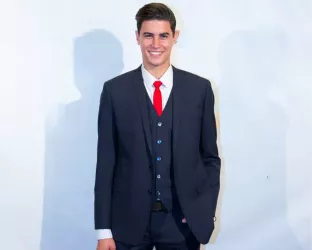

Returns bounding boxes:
[95,3,221,250]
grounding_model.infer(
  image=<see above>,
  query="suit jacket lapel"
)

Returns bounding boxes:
[132,66,153,157]
[172,66,185,158]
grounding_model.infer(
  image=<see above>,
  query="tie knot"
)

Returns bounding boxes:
[153,81,162,89]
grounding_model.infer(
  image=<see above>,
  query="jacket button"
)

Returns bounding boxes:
[148,189,152,194]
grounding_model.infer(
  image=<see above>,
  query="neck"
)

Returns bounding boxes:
[143,62,170,79]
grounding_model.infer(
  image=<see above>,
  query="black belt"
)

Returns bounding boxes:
[151,201,168,212]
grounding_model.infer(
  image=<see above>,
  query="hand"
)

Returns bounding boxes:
[97,238,116,250]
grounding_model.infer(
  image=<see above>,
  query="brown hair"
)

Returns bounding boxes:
[135,3,176,34]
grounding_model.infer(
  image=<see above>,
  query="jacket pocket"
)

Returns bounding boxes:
[196,168,219,194]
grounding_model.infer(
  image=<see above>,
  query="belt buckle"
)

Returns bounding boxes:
[152,201,168,212]
[152,201,162,212]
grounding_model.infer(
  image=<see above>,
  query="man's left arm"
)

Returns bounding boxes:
[200,80,221,216]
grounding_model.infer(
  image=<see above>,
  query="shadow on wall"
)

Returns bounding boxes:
[40,29,124,250]
[216,28,303,250]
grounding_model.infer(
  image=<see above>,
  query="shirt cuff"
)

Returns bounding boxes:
[96,229,113,239]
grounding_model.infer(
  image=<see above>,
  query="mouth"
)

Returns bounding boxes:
[148,51,163,57]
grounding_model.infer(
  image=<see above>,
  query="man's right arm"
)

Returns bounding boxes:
[94,82,117,232]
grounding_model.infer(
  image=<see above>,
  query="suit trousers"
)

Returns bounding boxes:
[115,207,200,250]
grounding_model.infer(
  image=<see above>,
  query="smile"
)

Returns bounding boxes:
[149,51,163,56]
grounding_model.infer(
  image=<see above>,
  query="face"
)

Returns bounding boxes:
[136,20,179,70]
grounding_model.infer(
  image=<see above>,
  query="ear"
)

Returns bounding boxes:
[135,30,140,45]
[173,30,180,44]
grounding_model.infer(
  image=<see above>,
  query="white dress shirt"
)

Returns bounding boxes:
[97,64,174,240]
[141,64,173,110]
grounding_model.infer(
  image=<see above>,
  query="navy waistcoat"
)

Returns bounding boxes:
[145,90,178,211]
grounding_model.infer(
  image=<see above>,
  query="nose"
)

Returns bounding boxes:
[152,37,160,48]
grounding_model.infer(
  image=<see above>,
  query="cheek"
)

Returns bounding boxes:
[163,45,173,54]
[161,41,173,50]
[141,41,151,50]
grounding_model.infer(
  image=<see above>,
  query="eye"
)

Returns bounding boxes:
[144,34,152,38]
[160,34,168,39]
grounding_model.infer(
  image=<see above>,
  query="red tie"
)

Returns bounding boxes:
[153,81,162,116]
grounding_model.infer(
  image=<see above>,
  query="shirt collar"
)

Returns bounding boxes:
[141,64,173,89]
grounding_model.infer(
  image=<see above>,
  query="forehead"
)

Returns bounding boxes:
[140,20,172,34]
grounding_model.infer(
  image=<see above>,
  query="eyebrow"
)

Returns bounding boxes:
[143,32,170,36]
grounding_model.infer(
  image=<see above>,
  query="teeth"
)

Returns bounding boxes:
[150,52,162,55]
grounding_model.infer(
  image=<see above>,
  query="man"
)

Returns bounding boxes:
[94,3,221,250]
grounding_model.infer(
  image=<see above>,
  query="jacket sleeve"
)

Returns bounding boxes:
[94,82,117,229]
[200,80,221,216]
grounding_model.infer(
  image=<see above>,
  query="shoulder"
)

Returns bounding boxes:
[173,66,212,89]
[102,66,141,90]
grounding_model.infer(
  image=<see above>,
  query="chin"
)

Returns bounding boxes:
[143,54,165,66]
[147,59,166,67]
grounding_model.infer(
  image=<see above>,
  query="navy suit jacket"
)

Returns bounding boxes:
[94,65,221,244]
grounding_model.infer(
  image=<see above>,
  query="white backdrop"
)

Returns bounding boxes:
[0,0,311,249]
